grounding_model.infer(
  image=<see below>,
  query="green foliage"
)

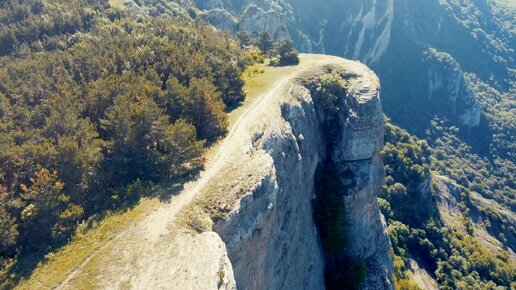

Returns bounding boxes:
[167,77,228,142]
[18,169,83,247]
[257,32,273,55]
[316,71,346,113]
[381,122,433,227]
[381,121,515,289]
[275,39,300,66]
[236,30,251,47]
[0,185,18,254]
[0,0,246,286]
[0,0,104,57]
[243,50,265,65]
[428,119,515,210]
[101,91,204,184]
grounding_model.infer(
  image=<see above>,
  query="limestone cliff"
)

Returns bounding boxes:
[424,49,481,127]
[193,0,289,40]
[40,55,393,290]
[239,5,289,39]
[188,55,394,289]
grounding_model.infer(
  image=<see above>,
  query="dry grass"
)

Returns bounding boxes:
[177,154,272,233]
[15,198,160,290]
[228,61,293,125]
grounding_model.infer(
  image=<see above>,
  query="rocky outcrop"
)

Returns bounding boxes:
[199,9,238,33]
[44,55,392,290]
[330,66,393,289]
[239,5,289,39]
[424,49,481,127]
[204,0,508,132]
[208,55,393,289]
[191,1,290,40]
[194,0,224,10]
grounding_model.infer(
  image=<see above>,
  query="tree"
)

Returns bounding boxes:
[237,30,251,47]
[258,32,273,55]
[102,92,205,184]
[167,77,228,142]
[19,169,83,246]
[0,185,18,255]
[0,206,18,255]
[317,71,346,112]
[153,119,205,176]
[276,39,300,65]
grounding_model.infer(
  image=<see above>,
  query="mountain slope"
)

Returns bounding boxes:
[15,54,393,290]
[178,1,515,288]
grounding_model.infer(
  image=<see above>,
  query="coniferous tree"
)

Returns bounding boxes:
[276,39,300,65]
[258,31,274,55]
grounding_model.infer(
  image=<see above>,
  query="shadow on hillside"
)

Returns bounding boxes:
[2,169,203,287]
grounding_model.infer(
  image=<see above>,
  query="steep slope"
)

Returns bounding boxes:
[172,1,516,288]
[17,54,393,290]
[380,122,515,289]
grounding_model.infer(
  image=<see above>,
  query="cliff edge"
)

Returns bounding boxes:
[185,54,393,289]
[48,54,392,290]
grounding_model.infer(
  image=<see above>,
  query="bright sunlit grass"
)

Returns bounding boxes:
[15,198,160,290]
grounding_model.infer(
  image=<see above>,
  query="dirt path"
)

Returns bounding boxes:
[52,54,352,289]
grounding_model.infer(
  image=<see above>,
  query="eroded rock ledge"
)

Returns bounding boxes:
[186,56,394,290]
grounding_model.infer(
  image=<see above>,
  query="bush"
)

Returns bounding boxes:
[317,71,346,112]
[276,39,300,66]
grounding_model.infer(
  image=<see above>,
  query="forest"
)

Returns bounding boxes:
[0,0,247,286]
[380,121,514,290]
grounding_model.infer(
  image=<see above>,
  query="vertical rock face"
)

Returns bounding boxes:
[199,9,238,33]
[213,84,327,290]
[331,72,394,289]
[424,49,481,127]
[192,0,289,40]
[239,5,289,39]
[212,56,393,290]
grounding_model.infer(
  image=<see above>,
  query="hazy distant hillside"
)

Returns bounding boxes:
[179,0,515,289]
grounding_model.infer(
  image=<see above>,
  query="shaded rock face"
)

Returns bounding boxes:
[337,157,393,290]
[214,84,327,290]
[214,58,393,290]
[192,0,289,40]
[329,69,393,290]
[199,9,238,33]
[239,5,289,39]
[424,49,481,127]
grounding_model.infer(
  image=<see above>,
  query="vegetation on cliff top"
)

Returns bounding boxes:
[0,0,247,287]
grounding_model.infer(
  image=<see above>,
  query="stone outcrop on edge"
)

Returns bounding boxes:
[211,55,393,290]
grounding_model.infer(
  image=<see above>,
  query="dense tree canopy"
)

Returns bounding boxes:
[0,0,246,287]
[380,121,514,290]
